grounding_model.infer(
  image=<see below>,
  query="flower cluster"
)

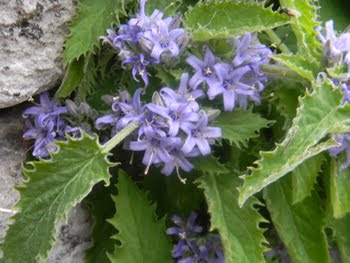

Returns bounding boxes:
[186,34,271,111]
[102,0,188,87]
[95,73,221,180]
[317,20,350,167]
[22,93,70,158]
[167,212,225,263]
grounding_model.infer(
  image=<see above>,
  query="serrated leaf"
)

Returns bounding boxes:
[273,53,316,81]
[108,171,172,263]
[330,158,350,219]
[192,156,229,175]
[0,132,114,263]
[197,173,268,263]
[279,0,322,59]
[275,0,322,81]
[56,57,85,98]
[292,153,324,204]
[264,174,329,263]
[184,1,290,41]
[63,0,127,66]
[214,110,272,148]
[85,183,117,263]
[328,214,350,262]
[239,79,350,206]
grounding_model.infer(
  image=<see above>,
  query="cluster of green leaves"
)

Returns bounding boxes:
[2,0,350,263]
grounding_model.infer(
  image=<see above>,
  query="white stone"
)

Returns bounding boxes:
[0,0,75,108]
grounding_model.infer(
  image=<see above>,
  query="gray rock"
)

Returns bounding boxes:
[0,106,93,262]
[0,0,76,109]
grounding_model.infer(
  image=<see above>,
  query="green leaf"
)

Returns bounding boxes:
[85,183,117,263]
[239,78,350,206]
[214,110,272,148]
[273,53,316,81]
[330,158,350,219]
[197,173,268,263]
[329,214,350,262]
[291,153,324,204]
[63,0,127,66]
[184,1,290,41]
[279,0,322,59]
[146,0,181,16]
[0,132,114,263]
[192,156,229,175]
[108,171,172,263]
[56,57,85,98]
[264,174,329,263]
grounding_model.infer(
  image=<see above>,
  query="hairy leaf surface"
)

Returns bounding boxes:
[184,1,290,41]
[330,159,350,218]
[192,156,229,175]
[0,132,113,263]
[264,175,329,263]
[239,79,350,206]
[63,0,127,65]
[56,57,85,98]
[214,110,272,148]
[108,171,172,263]
[197,173,268,263]
[292,153,324,204]
[146,0,181,16]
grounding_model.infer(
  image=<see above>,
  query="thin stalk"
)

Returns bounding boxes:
[265,29,291,54]
[260,64,310,86]
[101,121,140,154]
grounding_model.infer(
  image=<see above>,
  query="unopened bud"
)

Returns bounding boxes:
[65,99,79,116]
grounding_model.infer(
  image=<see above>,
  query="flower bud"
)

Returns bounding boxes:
[65,99,79,117]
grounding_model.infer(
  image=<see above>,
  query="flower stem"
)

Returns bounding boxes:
[101,121,140,154]
[265,29,291,54]
[260,64,309,86]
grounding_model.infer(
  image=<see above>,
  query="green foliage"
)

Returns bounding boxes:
[108,171,172,263]
[273,53,316,81]
[184,1,290,41]
[264,174,330,263]
[197,173,268,263]
[329,158,350,219]
[214,110,272,148]
[291,153,324,204]
[0,132,113,263]
[63,0,128,66]
[192,156,229,175]
[279,0,322,59]
[85,183,118,263]
[144,168,204,217]
[56,57,85,98]
[239,79,350,206]
[146,0,181,16]
[329,214,350,262]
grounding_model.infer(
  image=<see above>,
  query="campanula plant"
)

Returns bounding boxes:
[2,0,350,263]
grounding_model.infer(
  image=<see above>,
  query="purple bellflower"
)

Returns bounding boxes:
[317,21,350,166]
[167,212,225,263]
[102,0,188,87]
[187,35,271,112]
[317,20,350,67]
[186,47,222,91]
[22,92,79,158]
[97,75,221,180]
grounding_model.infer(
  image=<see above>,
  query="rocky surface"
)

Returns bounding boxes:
[0,106,93,262]
[0,0,76,108]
